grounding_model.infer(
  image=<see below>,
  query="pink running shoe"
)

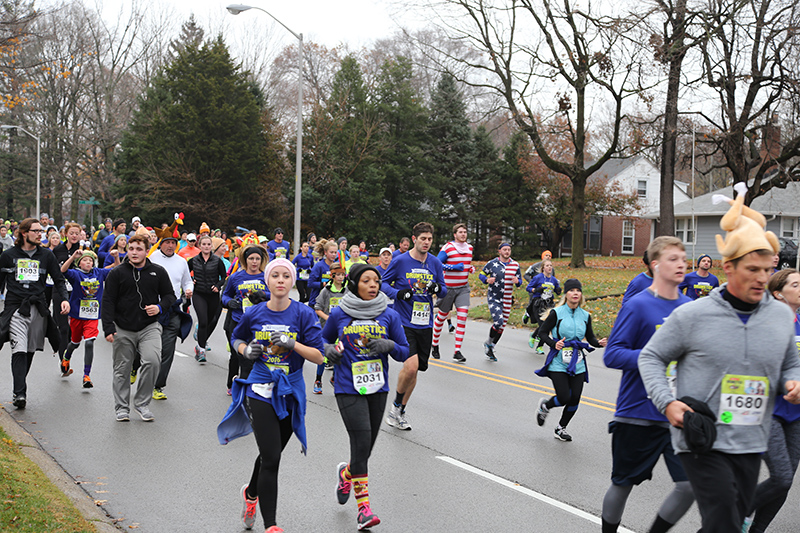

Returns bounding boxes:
[357,505,381,530]
[336,462,351,504]
[240,484,258,530]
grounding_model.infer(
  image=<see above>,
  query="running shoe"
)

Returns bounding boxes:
[60,359,73,377]
[357,505,381,530]
[265,527,284,533]
[453,351,466,364]
[12,394,26,409]
[226,388,232,396]
[448,322,455,333]
[240,484,258,530]
[313,381,323,394]
[536,398,549,426]
[82,375,93,389]
[135,405,155,422]
[522,312,529,324]
[528,334,536,349]
[483,341,493,356]
[206,343,211,351]
[130,368,138,384]
[152,388,167,400]
[385,403,411,430]
[485,344,497,362]
[195,346,207,363]
[431,345,440,359]
[554,426,572,442]
[336,462,351,504]
[115,409,129,422]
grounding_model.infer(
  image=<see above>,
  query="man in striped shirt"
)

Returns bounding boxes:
[431,223,474,363]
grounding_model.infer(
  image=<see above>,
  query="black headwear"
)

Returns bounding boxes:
[347,263,381,296]
[564,278,582,293]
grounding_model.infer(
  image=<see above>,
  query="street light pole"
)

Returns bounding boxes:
[227,4,303,257]
[1,124,40,218]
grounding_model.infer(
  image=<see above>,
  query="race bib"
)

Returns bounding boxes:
[352,359,384,395]
[79,299,99,320]
[266,362,289,374]
[543,289,553,299]
[251,382,275,399]
[666,361,678,398]
[330,296,341,309]
[299,270,309,280]
[275,248,287,259]
[242,297,253,311]
[17,259,40,282]
[411,301,430,325]
[719,374,769,425]
[561,347,574,365]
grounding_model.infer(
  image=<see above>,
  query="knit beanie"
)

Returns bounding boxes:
[264,258,296,287]
[564,278,582,293]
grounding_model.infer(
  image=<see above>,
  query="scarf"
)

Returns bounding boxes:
[338,291,388,320]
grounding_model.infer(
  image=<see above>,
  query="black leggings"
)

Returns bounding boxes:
[544,371,585,428]
[336,392,387,477]
[192,291,221,348]
[245,396,294,529]
[296,280,309,303]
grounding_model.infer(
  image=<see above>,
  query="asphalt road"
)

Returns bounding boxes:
[2,306,799,532]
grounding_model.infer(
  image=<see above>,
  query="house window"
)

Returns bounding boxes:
[781,217,798,238]
[622,220,635,254]
[637,180,647,199]
[675,218,695,244]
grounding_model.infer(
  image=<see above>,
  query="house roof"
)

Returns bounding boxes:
[645,181,800,218]
[593,155,647,180]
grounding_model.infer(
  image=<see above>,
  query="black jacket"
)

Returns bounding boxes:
[188,253,227,294]
[53,241,81,267]
[101,258,176,336]
[0,244,67,351]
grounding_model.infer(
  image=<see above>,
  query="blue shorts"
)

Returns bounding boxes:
[610,421,688,486]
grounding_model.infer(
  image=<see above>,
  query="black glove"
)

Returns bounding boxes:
[428,281,441,295]
[324,343,343,365]
[227,298,242,310]
[242,340,263,360]
[270,331,296,351]
[396,288,413,301]
[367,338,395,355]
[248,290,269,305]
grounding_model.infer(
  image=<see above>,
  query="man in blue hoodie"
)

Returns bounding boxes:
[602,236,694,533]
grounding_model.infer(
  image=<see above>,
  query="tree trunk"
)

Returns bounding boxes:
[570,177,587,267]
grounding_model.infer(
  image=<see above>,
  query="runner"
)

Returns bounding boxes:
[0,218,70,408]
[292,241,314,303]
[217,258,324,533]
[187,234,227,362]
[103,233,127,267]
[622,251,653,305]
[308,239,338,308]
[381,221,445,430]
[177,233,199,259]
[745,269,800,532]
[601,237,694,533]
[638,186,800,531]
[53,222,83,364]
[97,218,126,267]
[524,259,560,354]
[222,244,269,391]
[323,263,409,530]
[267,228,291,260]
[146,231,194,400]
[678,254,720,299]
[375,247,392,277]
[534,278,607,441]
[101,234,175,422]
[523,250,556,283]
[357,240,369,261]
[346,245,367,272]
[478,243,522,361]
[392,237,410,259]
[313,258,347,393]
[59,248,119,387]
[431,223,473,364]
[338,237,349,259]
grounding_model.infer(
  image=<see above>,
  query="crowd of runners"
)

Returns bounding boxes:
[1,184,800,533]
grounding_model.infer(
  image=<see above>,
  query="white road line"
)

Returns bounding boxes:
[175,351,192,358]
[436,456,637,533]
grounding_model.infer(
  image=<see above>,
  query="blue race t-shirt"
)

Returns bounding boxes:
[622,271,653,306]
[64,267,111,320]
[321,305,409,395]
[231,300,324,408]
[679,271,720,300]
[380,251,446,329]
[222,270,270,323]
[773,318,800,423]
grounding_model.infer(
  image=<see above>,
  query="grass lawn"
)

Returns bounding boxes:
[467,257,726,339]
[0,425,97,532]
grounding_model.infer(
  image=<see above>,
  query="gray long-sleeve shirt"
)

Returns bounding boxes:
[638,284,800,455]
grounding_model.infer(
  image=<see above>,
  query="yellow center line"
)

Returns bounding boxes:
[429,360,618,413]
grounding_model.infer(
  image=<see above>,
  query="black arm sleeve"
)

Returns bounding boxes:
[101,269,119,336]
[585,315,602,347]
[215,258,227,290]
[537,310,559,349]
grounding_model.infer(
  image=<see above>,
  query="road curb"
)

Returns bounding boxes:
[0,405,121,532]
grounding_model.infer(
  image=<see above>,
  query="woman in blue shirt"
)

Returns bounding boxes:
[322,263,409,531]
[219,258,323,533]
[291,241,315,303]
[534,278,607,442]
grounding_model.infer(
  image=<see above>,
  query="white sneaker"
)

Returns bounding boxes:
[135,405,155,422]
[385,403,411,430]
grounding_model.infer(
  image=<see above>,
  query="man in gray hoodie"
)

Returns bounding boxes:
[639,245,800,531]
